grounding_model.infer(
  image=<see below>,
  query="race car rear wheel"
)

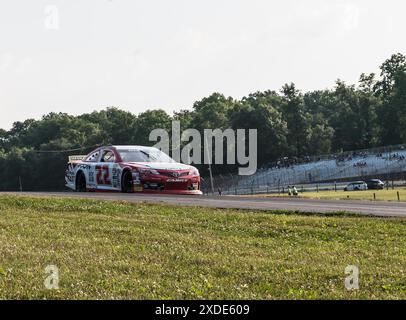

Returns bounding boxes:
[76,171,87,192]
[121,170,133,193]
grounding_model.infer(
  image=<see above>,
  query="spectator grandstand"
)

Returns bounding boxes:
[202,144,406,195]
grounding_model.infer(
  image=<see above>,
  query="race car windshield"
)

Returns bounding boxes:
[118,149,175,163]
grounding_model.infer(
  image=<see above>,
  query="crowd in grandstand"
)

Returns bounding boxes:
[260,148,406,173]
[353,161,367,168]
[387,153,406,161]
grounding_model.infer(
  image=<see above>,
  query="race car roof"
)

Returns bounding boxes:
[113,145,158,151]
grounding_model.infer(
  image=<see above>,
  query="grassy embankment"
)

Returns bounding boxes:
[0,196,405,299]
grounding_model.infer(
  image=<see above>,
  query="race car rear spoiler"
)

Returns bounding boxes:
[68,155,86,162]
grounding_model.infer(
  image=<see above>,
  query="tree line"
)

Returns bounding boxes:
[0,53,405,190]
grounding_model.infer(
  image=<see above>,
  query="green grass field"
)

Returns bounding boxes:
[263,188,406,202]
[0,196,405,299]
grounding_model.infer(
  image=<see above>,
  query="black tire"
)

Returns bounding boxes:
[121,170,133,193]
[76,171,87,192]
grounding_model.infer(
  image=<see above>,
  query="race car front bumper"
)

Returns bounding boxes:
[134,189,203,195]
[133,176,202,195]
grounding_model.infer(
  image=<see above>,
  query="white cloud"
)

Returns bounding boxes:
[0,52,14,71]
[343,3,360,31]
[0,0,405,130]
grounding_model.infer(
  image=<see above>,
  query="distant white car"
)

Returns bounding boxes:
[344,181,368,191]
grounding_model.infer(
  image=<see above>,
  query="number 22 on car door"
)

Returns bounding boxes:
[96,165,112,188]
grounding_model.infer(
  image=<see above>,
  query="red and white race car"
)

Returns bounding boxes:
[65,145,202,195]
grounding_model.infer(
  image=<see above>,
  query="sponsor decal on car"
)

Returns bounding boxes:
[65,163,76,183]
[167,179,187,182]
[134,185,143,192]
[68,155,86,162]
[132,171,143,191]
[112,165,121,188]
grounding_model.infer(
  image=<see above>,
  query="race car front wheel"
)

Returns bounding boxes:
[121,170,133,193]
[76,171,87,192]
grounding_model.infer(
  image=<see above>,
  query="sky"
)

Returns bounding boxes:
[0,0,405,129]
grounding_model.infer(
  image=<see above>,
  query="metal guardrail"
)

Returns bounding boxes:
[203,179,406,196]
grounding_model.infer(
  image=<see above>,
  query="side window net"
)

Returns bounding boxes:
[101,151,115,163]
[86,152,99,162]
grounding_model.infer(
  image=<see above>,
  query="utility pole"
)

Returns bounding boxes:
[19,176,23,192]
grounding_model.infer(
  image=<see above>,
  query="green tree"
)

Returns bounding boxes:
[307,114,334,155]
[189,93,235,130]
[230,101,288,165]
[80,107,137,145]
[375,54,406,145]
[135,109,172,146]
[281,83,311,156]
[375,53,406,97]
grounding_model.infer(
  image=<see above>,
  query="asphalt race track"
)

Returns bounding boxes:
[2,192,406,218]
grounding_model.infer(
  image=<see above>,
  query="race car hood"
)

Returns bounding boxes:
[125,162,192,171]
